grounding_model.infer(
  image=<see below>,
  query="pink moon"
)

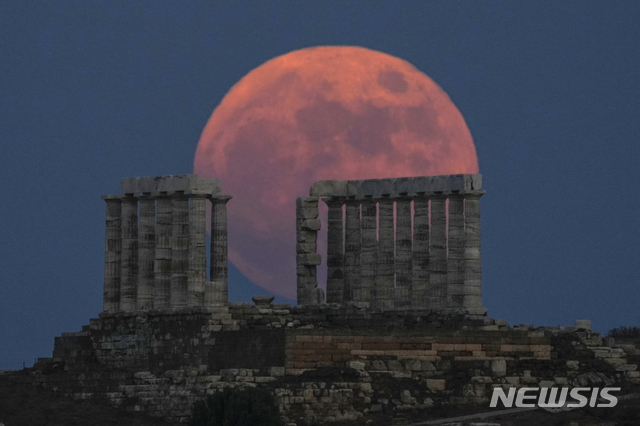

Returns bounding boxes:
[194,46,479,299]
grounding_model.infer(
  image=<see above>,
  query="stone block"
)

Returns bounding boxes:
[301,219,321,231]
[309,180,348,196]
[491,359,506,377]
[393,177,413,194]
[426,379,446,392]
[297,253,322,266]
[575,319,592,331]
[252,295,275,306]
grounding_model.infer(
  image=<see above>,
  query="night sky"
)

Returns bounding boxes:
[1,1,639,369]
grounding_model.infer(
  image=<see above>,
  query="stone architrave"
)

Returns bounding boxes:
[170,194,189,310]
[394,198,412,308]
[120,196,138,312]
[412,197,430,308]
[428,194,447,309]
[358,199,377,305]
[207,196,232,307]
[463,192,484,310]
[447,193,465,309]
[375,198,394,310]
[136,196,156,311]
[343,200,361,302]
[324,198,344,304]
[102,196,122,313]
[188,194,207,307]
[154,195,172,310]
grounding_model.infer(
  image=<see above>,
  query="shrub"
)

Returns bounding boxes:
[188,387,283,426]
[607,326,640,339]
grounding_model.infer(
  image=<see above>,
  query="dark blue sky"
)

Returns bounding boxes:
[1,1,639,369]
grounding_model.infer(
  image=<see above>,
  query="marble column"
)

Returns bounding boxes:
[428,194,447,309]
[358,199,377,305]
[120,196,138,312]
[136,196,156,311]
[188,194,207,307]
[154,195,172,310]
[207,196,232,307]
[102,196,122,313]
[324,198,344,304]
[343,200,361,302]
[395,199,412,308]
[374,198,394,310]
[463,192,484,310]
[447,194,465,309]
[411,197,430,308]
[170,194,189,310]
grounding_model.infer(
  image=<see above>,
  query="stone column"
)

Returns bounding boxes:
[188,194,207,307]
[374,198,394,310]
[102,196,122,313]
[170,194,189,310]
[463,192,485,311]
[343,200,361,302]
[295,197,322,305]
[154,195,172,310]
[358,199,377,305]
[395,199,412,308]
[412,197,430,308]
[207,196,232,307]
[324,198,344,304]
[447,194,465,309]
[428,194,447,310]
[120,196,138,312]
[136,196,156,311]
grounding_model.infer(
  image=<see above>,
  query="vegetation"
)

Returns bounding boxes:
[188,387,283,426]
[607,326,640,339]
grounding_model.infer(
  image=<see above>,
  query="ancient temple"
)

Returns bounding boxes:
[100,174,231,313]
[296,174,485,314]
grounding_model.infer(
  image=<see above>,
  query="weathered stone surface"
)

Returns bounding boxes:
[170,195,189,310]
[120,196,138,312]
[374,199,394,310]
[429,195,447,310]
[324,199,344,304]
[301,219,321,231]
[574,319,592,331]
[102,197,122,313]
[154,196,172,310]
[137,196,156,311]
[208,196,231,307]
[188,196,207,307]
[252,295,275,306]
[309,180,348,196]
[121,174,221,196]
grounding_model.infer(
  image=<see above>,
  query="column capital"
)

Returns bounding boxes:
[462,190,485,199]
[101,195,122,203]
[209,195,232,204]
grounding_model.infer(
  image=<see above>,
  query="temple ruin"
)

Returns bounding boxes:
[297,174,485,314]
[8,172,636,426]
[100,174,231,313]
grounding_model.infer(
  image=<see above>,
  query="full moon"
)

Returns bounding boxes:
[194,46,479,299]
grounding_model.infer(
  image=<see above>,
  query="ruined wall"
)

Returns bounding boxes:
[297,174,485,314]
[9,304,639,425]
